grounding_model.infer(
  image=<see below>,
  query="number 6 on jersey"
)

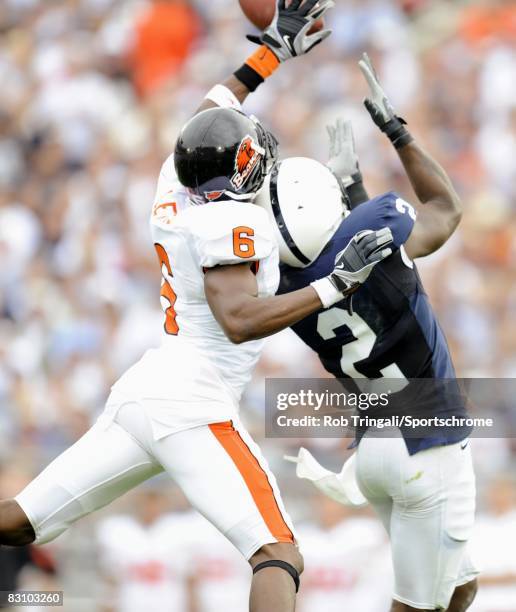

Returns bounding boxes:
[233,226,255,258]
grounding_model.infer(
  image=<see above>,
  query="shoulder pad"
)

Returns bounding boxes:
[189,202,275,267]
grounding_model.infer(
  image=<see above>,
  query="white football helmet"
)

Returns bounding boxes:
[255,157,350,268]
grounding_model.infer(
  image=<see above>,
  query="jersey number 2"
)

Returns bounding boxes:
[317,307,407,390]
[154,243,179,335]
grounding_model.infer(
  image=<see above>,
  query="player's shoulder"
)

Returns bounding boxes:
[340,191,416,249]
[371,191,417,220]
[186,201,275,267]
[182,200,274,247]
[350,191,406,221]
[332,194,389,240]
[367,190,400,207]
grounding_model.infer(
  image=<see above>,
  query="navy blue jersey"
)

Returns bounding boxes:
[278,192,471,454]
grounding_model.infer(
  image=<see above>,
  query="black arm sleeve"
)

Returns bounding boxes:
[347,173,370,209]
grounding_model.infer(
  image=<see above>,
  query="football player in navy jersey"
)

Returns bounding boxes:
[255,56,479,612]
[186,19,479,610]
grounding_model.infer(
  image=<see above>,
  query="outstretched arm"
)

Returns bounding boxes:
[359,53,462,259]
[396,142,462,258]
[205,228,394,343]
[205,263,322,343]
[195,0,334,115]
[196,76,251,114]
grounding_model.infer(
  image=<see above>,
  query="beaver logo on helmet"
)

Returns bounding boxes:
[231,135,265,190]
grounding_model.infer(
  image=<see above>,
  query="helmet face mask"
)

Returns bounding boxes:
[174,108,278,205]
[253,115,279,177]
[255,157,349,268]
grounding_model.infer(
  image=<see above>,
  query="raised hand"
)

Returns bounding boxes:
[358,53,413,149]
[248,0,335,62]
[326,118,361,186]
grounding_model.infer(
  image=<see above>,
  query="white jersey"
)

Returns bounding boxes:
[111,155,279,434]
[96,514,191,612]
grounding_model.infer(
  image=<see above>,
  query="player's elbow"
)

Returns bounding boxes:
[229,335,248,345]
[450,205,462,229]
[444,200,462,241]
[434,193,463,242]
[226,327,248,344]
[209,295,258,344]
[447,190,463,226]
[221,317,254,344]
[226,329,253,345]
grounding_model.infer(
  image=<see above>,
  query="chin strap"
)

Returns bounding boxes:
[253,560,300,592]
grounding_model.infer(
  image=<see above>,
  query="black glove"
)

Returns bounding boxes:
[247,0,334,62]
[358,53,413,150]
[330,227,393,292]
[311,228,394,309]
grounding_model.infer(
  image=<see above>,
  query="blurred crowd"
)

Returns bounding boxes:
[0,0,515,610]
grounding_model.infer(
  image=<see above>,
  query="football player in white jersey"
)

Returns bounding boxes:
[173,18,479,611]
[0,2,395,610]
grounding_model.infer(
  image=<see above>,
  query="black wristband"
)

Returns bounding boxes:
[391,130,414,150]
[347,176,370,209]
[383,116,414,150]
[233,64,264,92]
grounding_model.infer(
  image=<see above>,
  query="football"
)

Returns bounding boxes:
[238,0,325,33]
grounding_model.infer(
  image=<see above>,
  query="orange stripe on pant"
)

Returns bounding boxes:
[209,421,294,544]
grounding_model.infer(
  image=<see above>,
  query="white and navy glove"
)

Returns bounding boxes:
[326,118,361,187]
[311,227,393,309]
[247,0,334,62]
[358,53,413,150]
